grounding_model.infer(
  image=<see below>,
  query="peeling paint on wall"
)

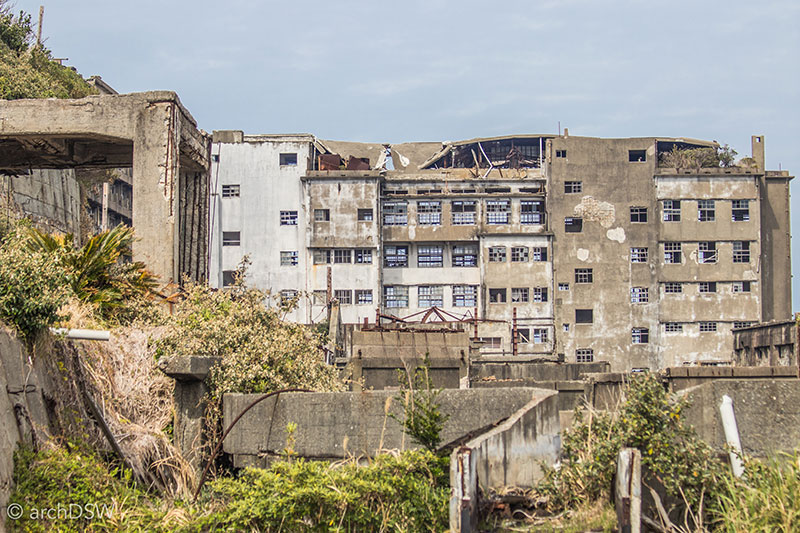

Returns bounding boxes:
[576,248,589,262]
[574,196,615,228]
[606,227,626,243]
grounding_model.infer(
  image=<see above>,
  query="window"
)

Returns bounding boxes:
[418,286,443,307]
[488,288,507,303]
[663,200,681,222]
[698,200,715,222]
[314,209,330,222]
[732,200,750,222]
[279,153,298,166]
[280,210,298,225]
[565,181,582,194]
[533,287,548,302]
[517,328,531,344]
[733,321,754,329]
[575,309,593,323]
[222,184,240,198]
[733,241,750,263]
[575,268,593,283]
[313,249,331,264]
[382,201,408,226]
[511,247,529,262]
[417,201,442,225]
[563,323,570,332]
[630,207,648,223]
[700,321,717,332]
[664,323,683,333]
[556,150,567,158]
[357,209,374,221]
[334,249,352,264]
[212,154,220,163]
[531,247,548,261]
[699,242,717,263]
[533,328,548,344]
[631,247,648,263]
[312,290,327,305]
[480,337,502,349]
[355,289,373,304]
[280,290,298,304]
[632,327,649,344]
[699,282,717,293]
[452,244,478,267]
[565,217,583,233]
[664,282,682,294]
[664,242,682,264]
[488,246,506,262]
[384,245,409,268]
[280,251,298,266]
[222,270,236,287]
[418,245,443,267]
[355,249,372,264]
[384,286,408,308]
[334,289,352,304]
[486,200,510,224]
[576,349,594,363]
[453,285,477,307]
[521,200,545,224]
[628,150,646,162]
[558,283,570,291]
[732,281,751,293]
[222,231,240,246]
[452,201,477,225]
[631,287,649,303]
[511,288,529,303]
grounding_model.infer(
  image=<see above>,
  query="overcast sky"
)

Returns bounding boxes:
[16,0,800,309]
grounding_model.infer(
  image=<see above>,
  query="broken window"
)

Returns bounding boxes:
[222,231,240,246]
[314,209,330,222]
[698,200,715,222]
[511,288,529,303]
[565,217,583,233]
[531,247,548,261]
[575,309,593,324]
[576,348,594,363]
[452,200,477,225]
[520,200,545,224]
[565,181,582,194]
[533,287,548,302]
[699,282,717,293]
[533,328,548,344]
[417,245,443,267]
[733,321,753,329]
[628,150,647,162]
[280,153,298,166]
[313,249,331,264]
[563,323,570,332]
[355,289,373,304]
[511,247,529,262]
[558,283,570,291]
[312,290,327,305]
[733,241,750,263]
[631,327,649,344]
[575,268,593,283]
[418,286,444,307]
[732,281,751,293]
[631,287,649,303]
[664,323,683,333]
[480,337,502,349]
[699,322,717,332]
[222,270,236,288]
[280,251,299,266]
[488,246,506,262]
[630,247,648,263]
[664,282,682,294]
[699,241,717,263]
[453,285,477,307]
[384,285,408,308]
[334,249,352,264]
[357,208,374,221]
[488,288,507,303]
[517,328,531,343]
[662,200,681,222]
[486,200,510,224]
[280,210,298,225]
[452,244,478,267]
[382,201,408,226]
[280,290,298,304]
[556,150,567,158]
[222,184,240,198]
[732,200,750,222]
[384,245,408,268]
[417,201,442,225]
[355,249,372,264]
[664,242,682,264]
[334,290,352,304]
[630,207,648,223]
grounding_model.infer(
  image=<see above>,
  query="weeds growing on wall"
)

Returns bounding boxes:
[391,355,450,454]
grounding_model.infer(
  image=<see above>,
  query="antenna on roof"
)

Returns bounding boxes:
[558,121,561,136]
[37,6,44,46]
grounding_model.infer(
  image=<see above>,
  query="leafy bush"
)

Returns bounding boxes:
[392,356,449,453]
[191,450,449,532]
[659,144,738,169]
[0,1,32,52]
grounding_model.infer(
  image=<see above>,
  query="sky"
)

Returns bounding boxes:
[14,0,800,309]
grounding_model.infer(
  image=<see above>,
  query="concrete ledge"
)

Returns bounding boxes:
[159,355,220,381]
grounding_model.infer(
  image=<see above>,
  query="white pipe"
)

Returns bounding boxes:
[50,328,111,341]
[719,395,745,477]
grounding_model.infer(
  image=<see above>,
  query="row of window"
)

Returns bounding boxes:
[555,149,647,162]
[384,285,479,308]
[384,244,548,268]
[383,199,544,226]
[600,242,750,264]
[480,327,551,347]
[383,183,545,196]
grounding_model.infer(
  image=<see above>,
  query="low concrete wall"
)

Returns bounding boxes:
[664,366,797,392]
[472,379,587,411]
[680,378,800,456]
[222,387,554,467]
[449,392,561,532]
[471,360,609,382]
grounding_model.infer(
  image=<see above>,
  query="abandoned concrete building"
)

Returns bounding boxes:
[207,131,792,371]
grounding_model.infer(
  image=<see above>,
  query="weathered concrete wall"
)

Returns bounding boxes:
[470,359,609,381]
[1,170,81,234]
[732,320,797,366]
[472,379,587,411]
[680,378,800,456]
[222,388,554,467]
[664,365,797,391]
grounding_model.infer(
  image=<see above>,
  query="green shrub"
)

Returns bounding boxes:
[392,355,449,453]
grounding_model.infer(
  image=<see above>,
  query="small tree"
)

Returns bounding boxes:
[392,355,449,453]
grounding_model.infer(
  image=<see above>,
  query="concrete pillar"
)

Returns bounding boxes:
[616,447,642,533]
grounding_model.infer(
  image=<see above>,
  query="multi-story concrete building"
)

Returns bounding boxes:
[208,131,792,371]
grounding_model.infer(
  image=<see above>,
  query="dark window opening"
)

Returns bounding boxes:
[222,231,240,246]
[556,150,567,158]
[565,217,583,233]
[357,209,373,221]
[630,207,648,223]
[575,309,593,323]
[280,153,298,166]
[488,288,507,303]
[629,150,647,162]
